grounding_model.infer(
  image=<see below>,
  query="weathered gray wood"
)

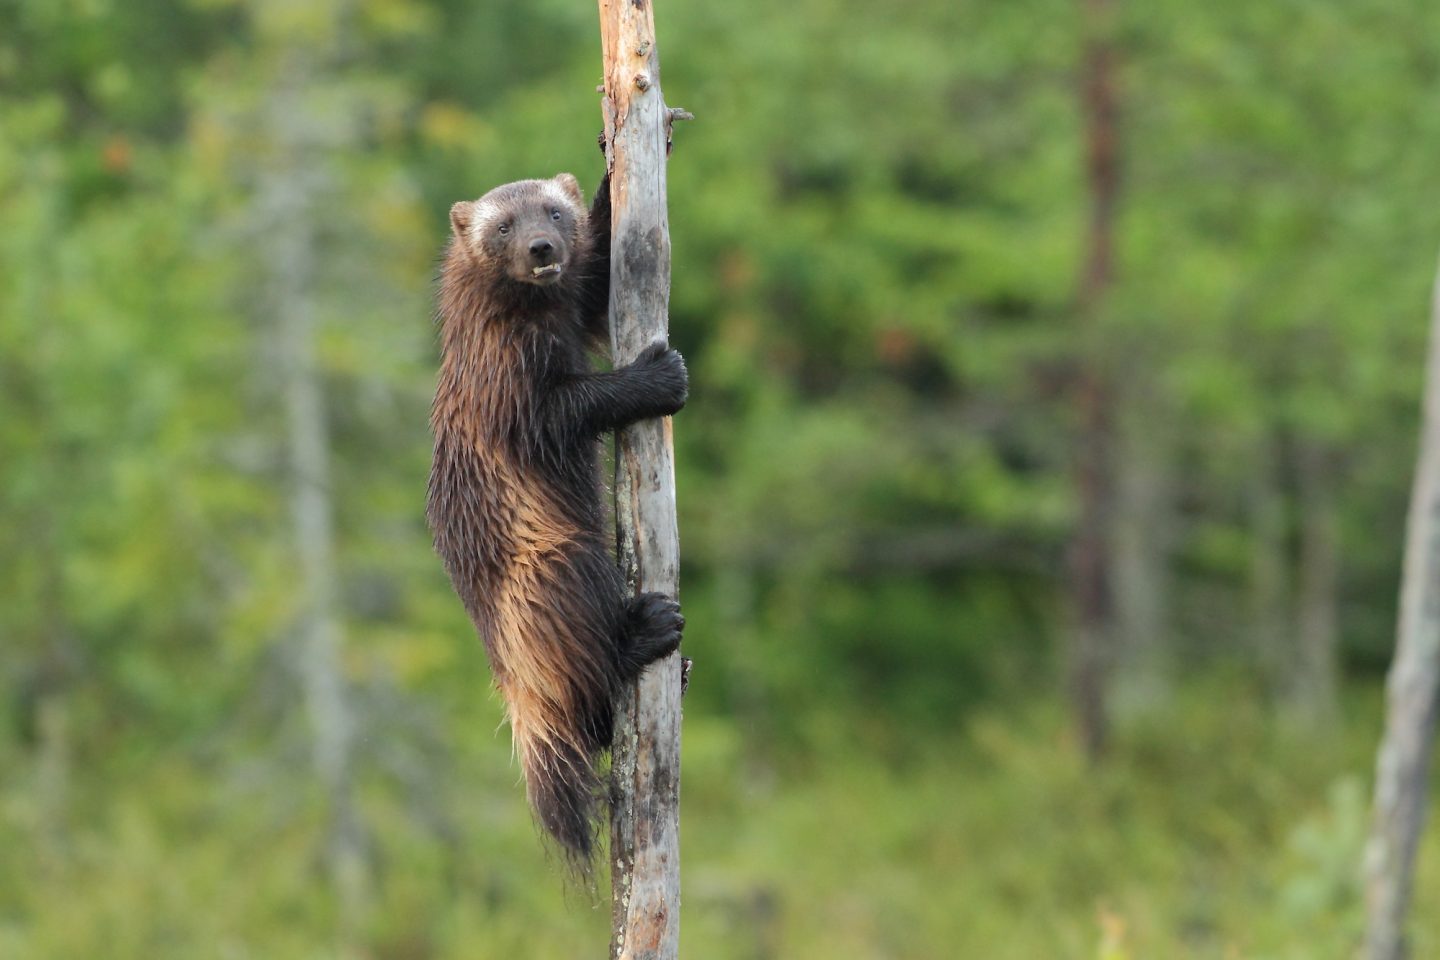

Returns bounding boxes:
[598,2,684,958]
[1364,255,1440,960]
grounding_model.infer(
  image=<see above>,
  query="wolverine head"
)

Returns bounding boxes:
[450,174,587,287]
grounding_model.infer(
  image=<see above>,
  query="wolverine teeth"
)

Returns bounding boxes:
[532,264,562,277]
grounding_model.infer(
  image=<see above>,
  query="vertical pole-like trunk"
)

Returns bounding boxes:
[1111,399,1172,711]
[1070,0,1121,760]
[1364,257,1440,960]
[598,2,684,958]
[1249,432,1291,688]
[1291,441,1339,722]
[263,53,364,938]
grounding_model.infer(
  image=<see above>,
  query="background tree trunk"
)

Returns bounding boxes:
[1070,0,1122,760]
[598,2,685,957]
[1249,432,1291,689]
[1290,440,1339,723]
[261,47,365,942]
[1364,256,1440,960]
[1111,394,1173,712]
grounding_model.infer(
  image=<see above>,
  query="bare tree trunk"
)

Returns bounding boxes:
[1111,397,1172,712]
[1069,0,1121,760]
[1364,256,1440,960]
[1290,441,1339,723]
[597,2,686,958]
[1249,432,1291,688]
[262,51,365,940]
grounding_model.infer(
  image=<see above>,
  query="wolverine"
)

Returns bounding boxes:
[427,167,687,869]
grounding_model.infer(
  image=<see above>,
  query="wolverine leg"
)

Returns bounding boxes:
[616,592,684,680]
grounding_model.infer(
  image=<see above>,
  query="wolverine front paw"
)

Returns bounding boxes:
[620,592,684,674]
[632,340,689,415]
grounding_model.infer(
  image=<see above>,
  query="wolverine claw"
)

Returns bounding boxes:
[621,592,684,675]
[630,341,688,415]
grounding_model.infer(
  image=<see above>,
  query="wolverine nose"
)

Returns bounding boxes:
[528,238,555,262]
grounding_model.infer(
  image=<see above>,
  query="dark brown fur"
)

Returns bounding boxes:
[427,171,686,871]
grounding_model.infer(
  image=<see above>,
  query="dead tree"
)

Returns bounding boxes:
[597,1,688,956]
[1363,255,1440,960]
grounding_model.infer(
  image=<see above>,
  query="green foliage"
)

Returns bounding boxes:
[2,0,1439,955]
[2,687,1434,958]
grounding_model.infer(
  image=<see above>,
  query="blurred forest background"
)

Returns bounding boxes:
[3,0,1440,957]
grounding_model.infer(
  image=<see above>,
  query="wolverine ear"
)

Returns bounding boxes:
[554,173,583,205]
[450,201,472,238]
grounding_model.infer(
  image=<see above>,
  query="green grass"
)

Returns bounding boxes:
[2,682,1436,959]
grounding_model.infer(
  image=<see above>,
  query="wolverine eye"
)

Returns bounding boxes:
[550,210,562,222]
[497,223,510,235]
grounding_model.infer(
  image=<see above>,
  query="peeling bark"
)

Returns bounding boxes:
[598,1,684,957]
